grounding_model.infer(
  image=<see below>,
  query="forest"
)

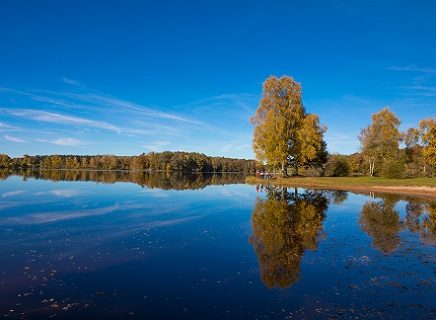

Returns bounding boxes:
[0,151,258,173]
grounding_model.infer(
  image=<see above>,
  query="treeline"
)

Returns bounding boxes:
[0,151,258,173]
[0,169,246,190]
[250,76,435,179]
[318,108,436,178]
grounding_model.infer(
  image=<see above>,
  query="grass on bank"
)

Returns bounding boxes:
[246,176,436,188]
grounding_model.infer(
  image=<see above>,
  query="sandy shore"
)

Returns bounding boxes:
[246,177,436,198]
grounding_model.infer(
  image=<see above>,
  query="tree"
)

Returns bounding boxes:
[402,127,420,148]
[251,75,327,176]
[324,155,349,177]
[401,126,425,177]
[419,117,436,174]
[358,107,401,177]
[0,154,11,168]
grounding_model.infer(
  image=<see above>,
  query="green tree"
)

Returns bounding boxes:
[324,154,349,177]
[251,75,327,176]
[358,107,401,177]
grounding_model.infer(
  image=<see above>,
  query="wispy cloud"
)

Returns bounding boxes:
[399,85,436,97]
[61,77,88,89]
[35,137,86,146]
[0,122,20,132]
[1,190,26,198]
[180,92,258,115]
[50,189,80,197]
[4,135,27,143]
[73,93,201,124]
[3,108,121,133]
[387,64,436,74]
[3,204,121,224]
[52,138,83,146]
[0,80,258,157]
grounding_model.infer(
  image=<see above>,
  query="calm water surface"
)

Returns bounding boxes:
[0,171,435,319]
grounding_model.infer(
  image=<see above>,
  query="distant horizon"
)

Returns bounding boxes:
[1,1,435,158]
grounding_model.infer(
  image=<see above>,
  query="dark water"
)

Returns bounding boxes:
[0,171,435,319]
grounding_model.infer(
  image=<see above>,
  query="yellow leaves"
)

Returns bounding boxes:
[251,75,327,171]
[359,107,402,176]
[419,117,436,167]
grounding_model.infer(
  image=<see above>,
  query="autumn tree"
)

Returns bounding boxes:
[358,107,401,177]
[0,154,11,168]
[419,117,436,174]
[251,76,327,176]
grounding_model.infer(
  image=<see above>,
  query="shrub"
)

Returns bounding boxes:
[381,159,405,178]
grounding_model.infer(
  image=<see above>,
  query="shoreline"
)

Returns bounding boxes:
[246,176,436,198]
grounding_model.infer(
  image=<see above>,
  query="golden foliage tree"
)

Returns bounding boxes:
[251,76,327,176]
[358,107,401,176]
[419,117,436,172]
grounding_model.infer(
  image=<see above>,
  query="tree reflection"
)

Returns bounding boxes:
[0,169,246,190]
[359,198,401,254]
[329,190,348,205]
[249,187,328,289]
[418,201,436,245]
[359,195,436,252]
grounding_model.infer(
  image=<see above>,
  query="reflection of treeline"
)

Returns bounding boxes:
[250,186,436,289]
[359,194,436,253]
[0,151,259,173]
[2,169,246,190]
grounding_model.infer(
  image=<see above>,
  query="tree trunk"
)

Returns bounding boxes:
[368,158,375,177]
[282,162,288,177]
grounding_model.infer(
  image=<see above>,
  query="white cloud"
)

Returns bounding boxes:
[387,64,436,74]
[35,137,86,146]
[4,109,121,133]
[50,189,80,197]
[1,190,26,198]
[0,122,19,132]
[71,93,201,124]
[52,138,83,146]
[4,135,27,143]
[399,85,436,97]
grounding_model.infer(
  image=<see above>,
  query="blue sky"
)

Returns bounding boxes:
[1,0,435,158]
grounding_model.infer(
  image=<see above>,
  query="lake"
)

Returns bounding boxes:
[0,171,435,319]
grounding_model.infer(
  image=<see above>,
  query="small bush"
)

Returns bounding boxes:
[324,156,349,177]
[381,159,405,179]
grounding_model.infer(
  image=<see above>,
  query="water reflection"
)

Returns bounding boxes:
[250,186,436,290]
[1,175,435,318]
[359,195,436,252]
[0,169,245,190]
[249,186,328,288]
[359,197,402,254]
